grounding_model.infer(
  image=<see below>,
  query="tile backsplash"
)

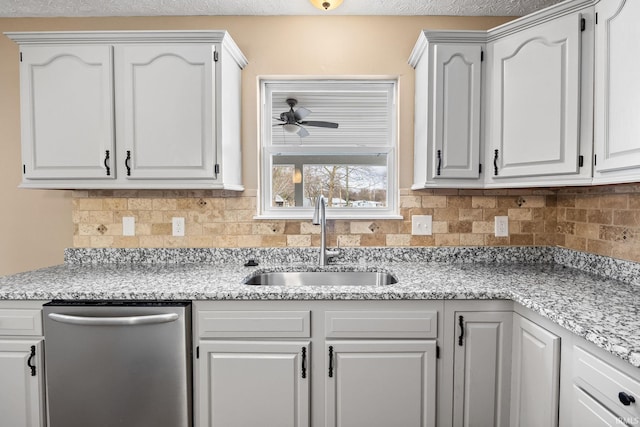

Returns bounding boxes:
[71,184,640,263]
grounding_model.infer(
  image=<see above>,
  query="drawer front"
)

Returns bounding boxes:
[574,345,640,420]
[325,311,437,338]
[0,309,43,336]
[198,310,310,338]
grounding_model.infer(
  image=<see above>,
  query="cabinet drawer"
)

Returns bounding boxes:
[197,311,310,338]
[325,311,437,338]
[574,345,640,420]
[0,309,43,336]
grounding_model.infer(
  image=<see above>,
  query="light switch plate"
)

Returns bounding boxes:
[122,217,135,236]
[495,216,509,237]
[412,215,433,235]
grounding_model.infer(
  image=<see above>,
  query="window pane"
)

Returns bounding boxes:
[271,165,296,207]
[271,154,388,209]
[303,165,387,208]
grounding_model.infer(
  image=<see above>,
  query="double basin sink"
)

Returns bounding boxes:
[243,270,398,287]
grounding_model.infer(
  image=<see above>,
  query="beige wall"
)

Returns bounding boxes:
[7,15,640,272]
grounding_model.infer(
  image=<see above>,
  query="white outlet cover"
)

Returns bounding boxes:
[495,216,509,237]
[122,217,135,236]
[412,215,433,236]
[172,217,185,237]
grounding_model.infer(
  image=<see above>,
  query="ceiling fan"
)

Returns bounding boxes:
[273,98,339,138]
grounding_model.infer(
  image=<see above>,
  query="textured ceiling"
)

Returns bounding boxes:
[0,0,564,18]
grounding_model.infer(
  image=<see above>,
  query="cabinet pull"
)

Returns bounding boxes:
[619,392,636,406]
[436,150,442,176]
[328,345,334,378]
[27,345,36,376]
[301,347,307,379]
[458,315,465,346]
[104,150,111,176]
[493,150,499,176]
[125,150,131,176]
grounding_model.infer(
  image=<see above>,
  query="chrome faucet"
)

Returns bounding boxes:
[312,196,339,266]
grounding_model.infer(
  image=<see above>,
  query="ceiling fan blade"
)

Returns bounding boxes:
[294,107,311,121]
[297,126,310,138]
[299,121,339,129]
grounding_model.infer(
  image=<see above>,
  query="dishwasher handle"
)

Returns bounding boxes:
[48,312,179,326]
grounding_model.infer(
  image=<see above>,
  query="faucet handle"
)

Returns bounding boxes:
[326,248,340,260]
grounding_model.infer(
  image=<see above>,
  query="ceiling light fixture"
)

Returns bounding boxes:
[310,0,343,11]
[283,124,299,133]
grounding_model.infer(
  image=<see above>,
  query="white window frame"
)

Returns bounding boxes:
[257,77,400,220]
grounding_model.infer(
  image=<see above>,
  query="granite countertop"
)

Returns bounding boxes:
[0,246,638,368]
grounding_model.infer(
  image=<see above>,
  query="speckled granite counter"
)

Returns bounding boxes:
[0,246,638,368]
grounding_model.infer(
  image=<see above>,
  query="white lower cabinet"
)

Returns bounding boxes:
[193,300,640,427]
[451,310,513,427]
[194,301,440,427]
[197,340,310,427]
[0,339,45,427]
[510,314,561,427]
[571,384,623,426]
[0,303,46,427]
[325,340,436,427]
[572,345,640,426]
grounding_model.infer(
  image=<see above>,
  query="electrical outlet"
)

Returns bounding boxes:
[172,217,185,237]
[122,217,135,236]
[495,216,509,237]
[412,215,433,236]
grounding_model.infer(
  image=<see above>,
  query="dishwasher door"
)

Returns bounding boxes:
[43,301,192,427]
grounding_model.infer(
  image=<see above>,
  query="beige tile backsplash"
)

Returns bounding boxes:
[72,184,640,263]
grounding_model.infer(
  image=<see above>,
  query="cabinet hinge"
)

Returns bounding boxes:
[19,52,23,62]
[581,18,586,32]
[479,163,482,174]
[213,51,219,62]
[480,50,484,62]
[214,163,220,175]
[436,345,440,359]
[196,346,199,359]
[579,155,584,167]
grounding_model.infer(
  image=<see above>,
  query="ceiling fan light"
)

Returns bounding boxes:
[310,0,343,11]
[283,124,299,133]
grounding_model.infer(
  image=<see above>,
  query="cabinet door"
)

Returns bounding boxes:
[0,339,45,427]
[432,44,482,180]
[197,340,309,427]
[510,315,561,427]
[453,311,512,427]
[19,45,115,179]
[325,340,436,427]
[571,385,624,426]
[594,0,640,174]
[117,44,216,179]
[489,13,582,179]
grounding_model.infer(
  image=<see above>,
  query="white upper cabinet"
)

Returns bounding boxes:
[593,0,640,183]
[411,31,484,189]
[116,44,216,180]
[8,31,247,190]
[486,11,587,185]
[411,1,597,190]
[18,45,115,180]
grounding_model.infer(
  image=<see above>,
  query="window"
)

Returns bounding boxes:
[259,79,399,219]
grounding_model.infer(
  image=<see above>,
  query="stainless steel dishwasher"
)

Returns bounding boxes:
[43,300,192,427]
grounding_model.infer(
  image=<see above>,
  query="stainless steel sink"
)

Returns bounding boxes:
[243,271,397,286]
